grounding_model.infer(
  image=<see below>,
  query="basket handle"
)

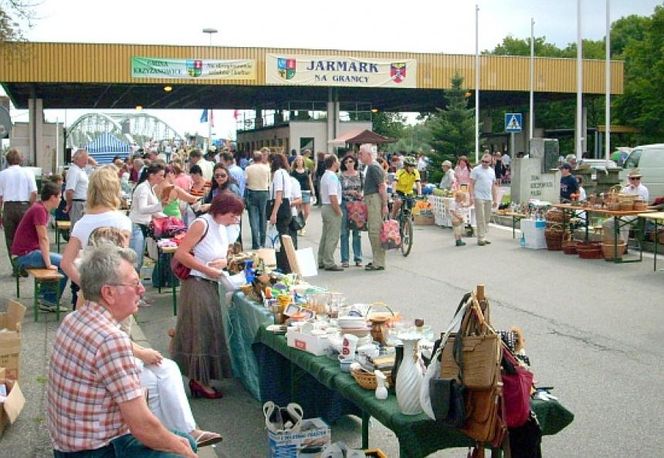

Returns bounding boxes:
[367,302,395,317]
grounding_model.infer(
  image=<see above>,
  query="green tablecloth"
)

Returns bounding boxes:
[256,326,574,458]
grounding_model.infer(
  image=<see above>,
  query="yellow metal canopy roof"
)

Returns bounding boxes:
[0,42,623,111]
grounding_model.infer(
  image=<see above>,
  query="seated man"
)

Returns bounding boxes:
[390,156,422,219]
[11,181,68,310]
[47,245,197,457]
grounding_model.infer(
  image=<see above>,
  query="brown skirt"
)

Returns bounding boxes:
[171,276,232,384]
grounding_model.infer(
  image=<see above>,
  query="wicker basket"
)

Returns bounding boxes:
[601,241,627,261]
[351,368,393,390]
[576,242,603,259]
[545,208,564,223]
[562,239,577,255]
[634,201,648,211]
[619,201,634,211]
[544,225,564,251]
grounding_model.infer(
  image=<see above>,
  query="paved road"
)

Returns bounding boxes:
[5,208,664,456]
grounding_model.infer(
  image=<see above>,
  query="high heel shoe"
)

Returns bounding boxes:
[189,380,223,399]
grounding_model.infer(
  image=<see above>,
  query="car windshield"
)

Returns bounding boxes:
[623,149,641,169]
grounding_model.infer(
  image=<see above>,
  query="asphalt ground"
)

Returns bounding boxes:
[4,207,664,457]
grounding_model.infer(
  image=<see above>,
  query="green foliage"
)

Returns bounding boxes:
[490,35,564,57]
[611,14,649,58]
[372,111,406,142]
[425,74,476,176]
[0,1,36,43]
[615,6,664,143]
[384,123,432,155]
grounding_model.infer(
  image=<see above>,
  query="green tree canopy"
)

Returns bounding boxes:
[372,111,406,142]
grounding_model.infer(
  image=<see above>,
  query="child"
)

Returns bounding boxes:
[450,190,467,246]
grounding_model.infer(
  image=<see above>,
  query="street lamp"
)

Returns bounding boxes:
[202,28,218,45]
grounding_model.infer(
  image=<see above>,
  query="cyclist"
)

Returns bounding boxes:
[391,156,422,219]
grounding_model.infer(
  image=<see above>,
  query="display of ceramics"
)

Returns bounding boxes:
[395,333,424,415]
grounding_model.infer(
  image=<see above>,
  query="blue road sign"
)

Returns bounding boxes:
[505,113,523,133]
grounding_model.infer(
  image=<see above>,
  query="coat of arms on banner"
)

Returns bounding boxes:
[186,59,203,77]
[277,58,296,80]
[390,62,407,83]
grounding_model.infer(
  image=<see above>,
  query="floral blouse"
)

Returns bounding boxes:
[339,173,362,202]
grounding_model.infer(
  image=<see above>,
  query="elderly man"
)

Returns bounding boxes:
[622,169,649,202]
[469,152,498,246]
[439,160,456,191]
[47,245,197,457]
[359,143,388,271]
[65,148,90,228]
[0,147,37,257]
[317,154,343,271]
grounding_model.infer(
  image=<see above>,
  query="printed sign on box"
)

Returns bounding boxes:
[268,418,330,457]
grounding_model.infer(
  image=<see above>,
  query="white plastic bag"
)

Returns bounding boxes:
[266,224,280,250]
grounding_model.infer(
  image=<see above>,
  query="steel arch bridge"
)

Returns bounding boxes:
[67,112,183,150]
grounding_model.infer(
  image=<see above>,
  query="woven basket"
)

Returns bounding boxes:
[545,225,564,251]
[351,368,393,390]
[634,201,648,211]
[562,239,577,254]
[576,242,602,259]
[619,201,634,211]
[601,241,626,260]
[545,208,564,223]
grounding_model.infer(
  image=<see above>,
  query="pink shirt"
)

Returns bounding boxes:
[455,165,471,186]
[174,173,193,192]
[47,302,143,452]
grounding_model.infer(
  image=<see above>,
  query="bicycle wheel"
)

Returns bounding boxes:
[400,217,414,257]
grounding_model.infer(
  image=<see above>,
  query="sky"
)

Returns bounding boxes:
[7,0,663,140]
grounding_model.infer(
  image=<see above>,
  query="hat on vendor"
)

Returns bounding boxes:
[627,169,642,178]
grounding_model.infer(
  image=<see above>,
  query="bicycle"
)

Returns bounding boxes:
[395,195,418,257]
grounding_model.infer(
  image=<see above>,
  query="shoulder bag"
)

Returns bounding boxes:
[170,218,209,280]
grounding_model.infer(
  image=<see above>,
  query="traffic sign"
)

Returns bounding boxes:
[505,113,523,133]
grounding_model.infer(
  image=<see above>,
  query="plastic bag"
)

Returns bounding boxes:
[266,224,281,250]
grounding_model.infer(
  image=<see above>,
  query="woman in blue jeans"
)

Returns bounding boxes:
[339,154,363,267]
[128,163,167,274]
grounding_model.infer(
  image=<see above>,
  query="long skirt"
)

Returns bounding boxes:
[171,276,232,385]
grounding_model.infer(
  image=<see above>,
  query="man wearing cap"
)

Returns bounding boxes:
[439,160,456,191]
[622,169,649,202]
[559,163,579,202]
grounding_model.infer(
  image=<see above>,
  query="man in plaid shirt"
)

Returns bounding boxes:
[47,245,197,457]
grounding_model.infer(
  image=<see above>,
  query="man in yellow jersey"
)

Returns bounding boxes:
[391,156,421,219]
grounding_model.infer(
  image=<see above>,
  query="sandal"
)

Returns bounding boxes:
[341,262,350,268]
[191,430,223,448]
[355,261,362,267]
[365,265,385,271]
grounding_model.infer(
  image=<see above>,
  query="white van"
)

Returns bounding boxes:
[622,143,664,202]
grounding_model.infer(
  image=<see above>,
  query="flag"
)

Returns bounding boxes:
[233,109,240,120]
[200,109,208,123]
[209,109,214,128]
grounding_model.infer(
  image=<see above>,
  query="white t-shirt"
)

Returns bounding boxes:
[65,164,89,200]
[320,170,342,205]
[71,211,132,246]
[0,165,37,201]
[622,183,649,202]
[501,153,511,167]
[470,165,496,201]
[270,169,292,200]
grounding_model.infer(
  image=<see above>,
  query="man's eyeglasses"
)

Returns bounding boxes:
[629,177,640,180]
[214,173,228,179]
[108,280,143,291]
[481,160,491,164]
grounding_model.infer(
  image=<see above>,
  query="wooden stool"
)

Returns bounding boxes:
[26,268,65,322]
[156,245,178,316]
[55,220,71,253]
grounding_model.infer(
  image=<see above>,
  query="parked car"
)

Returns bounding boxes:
[622,143,664,202]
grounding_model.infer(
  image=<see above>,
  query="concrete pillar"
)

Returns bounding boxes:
[28,98,44,166]
[326,88,338,154]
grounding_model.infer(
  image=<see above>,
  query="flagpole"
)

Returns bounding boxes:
[207,109,212,152]
[576,0,583,161]
[475,4,480,164]
[605,0,611,165]
[529,17,535,145]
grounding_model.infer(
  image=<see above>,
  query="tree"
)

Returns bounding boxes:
[425,74,475,183]
[384,123,432,155]
[0,1,36,43]
[614,6,664,143]
[372,111,406,141]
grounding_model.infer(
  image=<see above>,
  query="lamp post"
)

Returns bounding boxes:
[202,28,218,45]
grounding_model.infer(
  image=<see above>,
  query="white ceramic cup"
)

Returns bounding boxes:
[339,333,359,361]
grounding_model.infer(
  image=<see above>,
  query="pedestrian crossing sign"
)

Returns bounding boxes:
[505,113,523,133]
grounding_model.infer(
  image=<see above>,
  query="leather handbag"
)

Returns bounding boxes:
[460,382,506,445]
[289,211,306,231]
[441,299,501,390]
[149,216,186,239]
[429,377,466,427]
[501,346,534,428]
[169,218,209,281]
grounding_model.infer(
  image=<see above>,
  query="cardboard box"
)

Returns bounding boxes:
[0,368,26,438]
[414,214,435,225]
[268,418,330,457]
[286,331,330,356]
[0,300,26,381]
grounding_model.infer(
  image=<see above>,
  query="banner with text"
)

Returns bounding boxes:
[131,57,256,80]
[266,54,417,88]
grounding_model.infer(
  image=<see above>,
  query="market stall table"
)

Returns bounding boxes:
[638,212,664,271]
[427,195,475,228]
[254,326,574,458]
[496,211,529,238]
[552,203,654,263]
[55,220,71,253]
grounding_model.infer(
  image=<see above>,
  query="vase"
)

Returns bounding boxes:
[395,335,423,415]
[391,344,404,389]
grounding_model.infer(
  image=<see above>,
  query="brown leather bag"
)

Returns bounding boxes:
[460,381,507,445]
[441,298,501,390]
